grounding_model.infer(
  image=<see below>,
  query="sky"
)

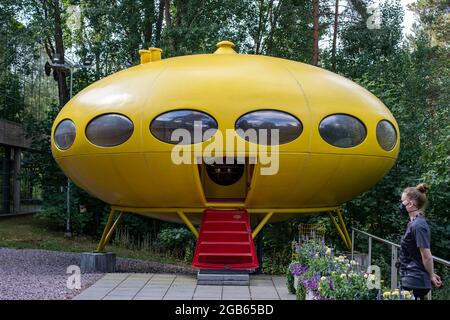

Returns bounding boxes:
[400,0,419,35]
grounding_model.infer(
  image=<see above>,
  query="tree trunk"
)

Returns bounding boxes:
[143,0,155,46]
[155,0,165,47]
[164,0,172,29]
[164,0,175,51]
[51,0,69,107]
[266,0,284,55]
[312,0,319,66]
[255,0,266,54]
[124,0,141,64]
[331,0,339,71]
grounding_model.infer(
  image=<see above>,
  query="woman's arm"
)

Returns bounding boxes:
[419,248,442,287]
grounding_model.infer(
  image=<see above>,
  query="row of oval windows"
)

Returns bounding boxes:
[54,110,397,151]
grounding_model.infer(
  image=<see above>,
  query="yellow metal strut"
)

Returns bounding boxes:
[252,211,274,239]
[96,208,124,252]
[177,211,199,238]
[328,209,352,250]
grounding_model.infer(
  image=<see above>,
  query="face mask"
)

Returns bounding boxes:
[399,203,408,215]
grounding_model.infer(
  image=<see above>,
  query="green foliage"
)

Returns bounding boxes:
[157,227,196,254]
[432,266,450,300]
[318,271,378,300]
[286,266,296,294]
[296,281,306,300]
[262,247,292,274]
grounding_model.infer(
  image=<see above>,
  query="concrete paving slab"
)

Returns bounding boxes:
[73,273,296,300]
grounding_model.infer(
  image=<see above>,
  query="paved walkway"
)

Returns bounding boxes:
[73,273,296,300]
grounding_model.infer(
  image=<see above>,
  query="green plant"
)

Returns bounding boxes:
[262,247,291,274]
[286,266,296,294]
[183,241,195,264]
[296,282,306,300]
[157,227,195,257]
[288,239,379,300]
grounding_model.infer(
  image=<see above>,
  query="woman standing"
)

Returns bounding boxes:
[399,183,442,300]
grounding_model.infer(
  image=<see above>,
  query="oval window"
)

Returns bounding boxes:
[376,120,397,151]
[235,110,302,145]
[86,113,134,147]
[54,119,76,150]
[319,114,366,148]
[150,110,218,144]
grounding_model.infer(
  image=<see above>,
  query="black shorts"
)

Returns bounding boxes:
[402,287,430,300]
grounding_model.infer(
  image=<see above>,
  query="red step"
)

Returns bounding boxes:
[192,209,259,270]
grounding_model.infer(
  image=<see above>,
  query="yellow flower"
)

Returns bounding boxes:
[320,276,327,282]
[383,291,391,299]
[340,274,346,279]
[402,291,412,299]
[350,260,357,265]
[326,248,332,256]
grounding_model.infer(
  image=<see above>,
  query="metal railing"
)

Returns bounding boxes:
[351,228,450,299]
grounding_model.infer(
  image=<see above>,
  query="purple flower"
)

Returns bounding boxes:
[315,293,328,300]
[290,263,308,276]
[329,279,335,291]
[303,274,321,291]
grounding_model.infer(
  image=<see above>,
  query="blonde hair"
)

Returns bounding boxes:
[403,183,429,209]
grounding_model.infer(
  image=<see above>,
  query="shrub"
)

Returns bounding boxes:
[157,227,196,257]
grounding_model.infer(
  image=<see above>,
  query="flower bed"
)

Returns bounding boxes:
[287,239,380,300]
[382,289,414,300]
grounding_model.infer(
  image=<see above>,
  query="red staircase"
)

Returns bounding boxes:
[192,209,259,270]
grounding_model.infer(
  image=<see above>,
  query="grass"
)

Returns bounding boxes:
[0,215,190,267]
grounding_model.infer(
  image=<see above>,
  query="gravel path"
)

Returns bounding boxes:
[0,248,194,300]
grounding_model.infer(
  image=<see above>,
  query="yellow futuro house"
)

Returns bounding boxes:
[51,41,399,252]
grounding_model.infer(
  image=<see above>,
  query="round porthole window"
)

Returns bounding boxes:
[150,110,218,144]
[319,114,366,148]
[54,119,76,150]
[235,110,302,145]
[86,113,134,147]
[376,120,397,151]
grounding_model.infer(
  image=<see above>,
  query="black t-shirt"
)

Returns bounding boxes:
[399,214,431,289]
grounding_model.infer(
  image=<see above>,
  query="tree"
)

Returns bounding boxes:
[331,0,339,70]
[410,0,449,47]
[312,0,319,65]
